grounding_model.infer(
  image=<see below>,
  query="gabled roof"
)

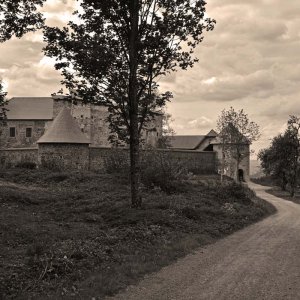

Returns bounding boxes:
[37,107,90,144]
[6,97,54,120]
[206,129,218,137]
[169,135,206,150]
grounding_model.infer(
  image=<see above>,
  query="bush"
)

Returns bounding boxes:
[103,149,130,174]
[140,150,188,193]
[15,161,36,169]
[40,157,64,172]
[214,182,254,204]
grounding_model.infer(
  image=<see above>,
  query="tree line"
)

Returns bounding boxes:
[258,116,300,197]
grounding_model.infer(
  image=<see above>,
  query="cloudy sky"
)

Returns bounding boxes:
[1,0,300,155]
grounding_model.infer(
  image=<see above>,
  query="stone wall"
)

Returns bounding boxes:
[38,144,90,170]
[0,148,38,167]
[213,144,250,181]
[89,147,216,174]
[0,120,50,148]
[0,146,217,174]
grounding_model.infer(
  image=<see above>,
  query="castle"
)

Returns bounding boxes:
[0,96,163,148]
[169,131,250,181]
[0,96,250,181]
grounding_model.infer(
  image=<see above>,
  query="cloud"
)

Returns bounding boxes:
[0,0,299,155]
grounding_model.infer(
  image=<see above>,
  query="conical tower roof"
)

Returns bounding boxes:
[37,107,90,144]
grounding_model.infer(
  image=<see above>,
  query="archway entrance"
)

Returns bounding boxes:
[238,169,244,182]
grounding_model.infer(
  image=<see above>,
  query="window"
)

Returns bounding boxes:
[26,128,32,138]
[9,127,16,138]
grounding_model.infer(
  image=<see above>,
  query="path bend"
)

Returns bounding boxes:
[108,182,300,300]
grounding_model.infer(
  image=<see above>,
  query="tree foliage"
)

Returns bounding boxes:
[258,115,300,197]
[0,0,44,42]
[0,81,7,122]
[217,107,260,181]
[43,0,215,142]
[42,0,215,206]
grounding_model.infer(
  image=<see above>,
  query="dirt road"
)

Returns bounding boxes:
[108,183,300,300]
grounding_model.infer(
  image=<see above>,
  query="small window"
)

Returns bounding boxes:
[26,128,32,138]
[9,127,16,138]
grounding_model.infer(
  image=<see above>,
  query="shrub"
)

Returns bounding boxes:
[15,161,36,169]
[140,150,188,193]
[44,172,69,183]
[40,157,64,172]
[214,182,253,204]
[103,149,130,174]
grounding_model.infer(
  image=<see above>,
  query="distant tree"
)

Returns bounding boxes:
[0,0,215,207]
[157,113,175,149]
[285,116,300,197]
[258,134,291,191]
[258,116,300,197]
[217,107,260,182]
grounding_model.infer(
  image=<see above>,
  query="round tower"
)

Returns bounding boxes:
[37,107,90,170]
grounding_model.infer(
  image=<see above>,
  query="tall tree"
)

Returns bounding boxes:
[43,0,215,207]
[217,107,260,182]
[286,115,300,197]
[0,0,215,207]
[258,117,300,197]
[258,134,292,191]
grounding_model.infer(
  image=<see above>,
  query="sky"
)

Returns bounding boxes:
[1,0,300,155]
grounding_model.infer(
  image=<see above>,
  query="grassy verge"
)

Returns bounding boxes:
[266,187,300,205]
[0,169,274,299]
[251,176,274,187]
[252,177,300,205]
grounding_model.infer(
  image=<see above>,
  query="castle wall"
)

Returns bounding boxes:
[213,144,250,181]
[0,146,216,173]
[0,120,50,148]
[90,106,113,147]
[38,143,90,170]
[89,147,216,174]
[141,114,163,147]
[0,147,38,168]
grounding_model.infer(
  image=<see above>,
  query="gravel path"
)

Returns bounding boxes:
[108,182,300,300]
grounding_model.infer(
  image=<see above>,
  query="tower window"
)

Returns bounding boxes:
[9,127,16,137]
[26,128,32,138]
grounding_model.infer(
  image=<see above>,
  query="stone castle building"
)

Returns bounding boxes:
[0,96,250,181]
[0,96,163,149]
[169,130,250,181]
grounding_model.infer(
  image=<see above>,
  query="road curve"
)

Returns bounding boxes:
[108,183,300,300]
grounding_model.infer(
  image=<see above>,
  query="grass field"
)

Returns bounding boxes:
[0,169,275,299]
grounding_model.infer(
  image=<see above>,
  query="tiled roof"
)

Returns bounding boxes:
[6,97,53,120]
[169,135,206,150]
[37,107,90,144]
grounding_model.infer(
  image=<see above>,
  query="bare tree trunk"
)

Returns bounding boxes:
[220,151,225,184]
[129,0,141,208]
[281,173,287,191]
